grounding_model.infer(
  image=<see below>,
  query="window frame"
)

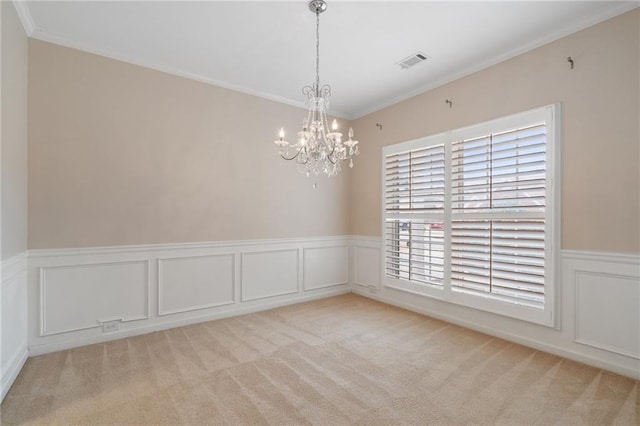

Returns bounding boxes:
[381,104,561,327]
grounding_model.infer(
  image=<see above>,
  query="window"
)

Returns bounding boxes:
[382,105,559,326]
[384,145,445,287]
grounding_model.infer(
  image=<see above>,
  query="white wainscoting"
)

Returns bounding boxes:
[351,236,640,380]
[242,249,299,301]
[352,238,381,289]
[303,245,349,291]
[40,260,150,336]
[158,254,235,316]
[564,251,640,360]
[27,236,351,356]
[12,235,640,396]
[1,252,28,401]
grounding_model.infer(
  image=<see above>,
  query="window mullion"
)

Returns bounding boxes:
[443,139,453,299]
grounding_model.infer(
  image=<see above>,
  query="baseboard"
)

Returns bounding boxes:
[29,286,349,356]
[353,286,639,380]
[1,344,28,401]
[1,252,29,403]
[349,237,640,380]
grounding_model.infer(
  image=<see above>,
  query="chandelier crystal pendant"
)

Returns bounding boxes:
[274,0,359,178]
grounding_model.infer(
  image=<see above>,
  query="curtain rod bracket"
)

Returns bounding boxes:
[567,56,574,69]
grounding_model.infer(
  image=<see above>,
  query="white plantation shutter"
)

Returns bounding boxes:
[382,105,558,325]
[451,124,547,214]
[450,123,547,309]
[451,219,545,308]
[384,145,445,288]
[385,219,445,285]
[385,145,445,213]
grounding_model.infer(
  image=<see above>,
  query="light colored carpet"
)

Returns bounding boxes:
[1,294,638,425]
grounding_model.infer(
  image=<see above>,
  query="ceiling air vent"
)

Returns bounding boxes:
[396,52,429,70]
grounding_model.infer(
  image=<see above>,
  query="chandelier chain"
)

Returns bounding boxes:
[315,8,320,95]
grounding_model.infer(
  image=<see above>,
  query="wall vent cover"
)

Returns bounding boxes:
[397,52,429,70]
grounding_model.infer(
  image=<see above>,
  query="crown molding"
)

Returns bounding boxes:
[15,1,636,121]
[11,0,35,37]
[28,28,353,120]
[351,2,640,119]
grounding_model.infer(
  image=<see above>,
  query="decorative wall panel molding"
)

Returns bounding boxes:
[241,249,299,302]
[27,236,351,356]
[566,252,640,359]
[574,271,639,358]
[158,254,235,316]
[40,260,150,336]
[352,238,381,288]
[303,246,349,290]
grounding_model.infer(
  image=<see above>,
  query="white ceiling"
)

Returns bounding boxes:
[15,1,638,119]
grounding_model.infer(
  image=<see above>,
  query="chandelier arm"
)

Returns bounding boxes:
[279,148,303,161]
[325,139,337,160]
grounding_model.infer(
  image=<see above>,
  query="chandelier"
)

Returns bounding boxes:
[274,0,359,178]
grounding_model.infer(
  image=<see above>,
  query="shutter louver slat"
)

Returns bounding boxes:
[455,146,545,168]
[384,217,445,287]
[451,219,545,308]
[384,145,446,215]
[451,123,547,214]
[385,145,445,213]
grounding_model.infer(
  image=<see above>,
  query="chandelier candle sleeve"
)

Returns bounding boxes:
[272,0,360,178]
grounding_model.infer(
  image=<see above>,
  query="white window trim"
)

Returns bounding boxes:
[381,104,561,327]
